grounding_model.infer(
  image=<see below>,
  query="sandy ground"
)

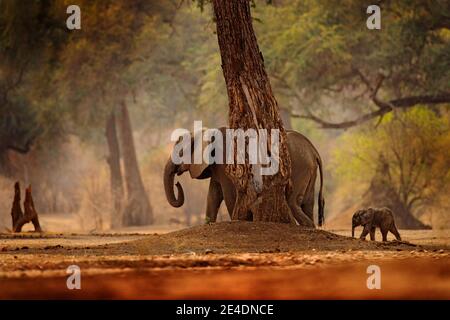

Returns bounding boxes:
[0,221,449,299]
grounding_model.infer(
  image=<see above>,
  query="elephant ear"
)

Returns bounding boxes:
[189,161,210,179]
[188,129,208,179]
[352,210,361,219]
[189,127,227,179]
[360,209,373,224]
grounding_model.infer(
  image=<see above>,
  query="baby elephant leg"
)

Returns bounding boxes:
[370,227,376,241]
[390,225,402,241]
[381,228,389,241]
[360,224,371,240]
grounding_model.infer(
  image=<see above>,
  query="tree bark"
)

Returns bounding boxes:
[24,185,42,232]
[117,101,153,226]
[212,0,293,223]
[11,182,23,230]
[106,112,124,228]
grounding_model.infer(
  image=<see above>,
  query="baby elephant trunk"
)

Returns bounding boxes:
[352,225,356,238]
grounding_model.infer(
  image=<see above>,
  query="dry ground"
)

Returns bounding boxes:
[0,221,449,299]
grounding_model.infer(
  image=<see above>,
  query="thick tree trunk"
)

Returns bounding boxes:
[391,199,430,229]
[117,101,153,226]
[212,0,293,223]
[106,112,124,228]
[365,159,430,229]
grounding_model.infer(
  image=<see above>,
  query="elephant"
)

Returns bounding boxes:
[164,127,325,228]
[352,207,401,241]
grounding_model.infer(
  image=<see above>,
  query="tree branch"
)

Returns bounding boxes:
[292,107,390,129]
[293,92,450,130]
[277,66,450,129]
[6,141,33,154]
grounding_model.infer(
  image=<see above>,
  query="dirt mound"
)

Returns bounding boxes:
[123,221,416,255]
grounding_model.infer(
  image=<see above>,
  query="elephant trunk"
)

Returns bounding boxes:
[163,159,184,208]
[352,224,356,238]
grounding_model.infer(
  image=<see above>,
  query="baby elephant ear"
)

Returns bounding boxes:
[353,210,362,219]
[360,209,373,224]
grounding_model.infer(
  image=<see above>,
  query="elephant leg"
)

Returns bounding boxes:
[301,174,316,223]
[289,171,315,227]
[370,227,376,241]
[288,194,315,228]
[381,228,388,241]
[360,224,371,240]
[221,179,236,220]
[390,225,402,241]
[205,179,224,223]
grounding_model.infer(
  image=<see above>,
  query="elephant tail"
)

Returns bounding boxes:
[317,156,325,227]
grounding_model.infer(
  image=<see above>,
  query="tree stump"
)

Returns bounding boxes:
[11,182,23,229]
[11,183,42,233]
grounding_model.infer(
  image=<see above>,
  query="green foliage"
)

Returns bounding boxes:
[186,0,449,129]
[0,0,68,157]
[254,0,450,120]
[135,4,227,129]
[332,106,450,211]
[54,1,171,131]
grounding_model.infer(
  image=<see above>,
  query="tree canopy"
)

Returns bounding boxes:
[257,0,450,128]
[0,0,448,227]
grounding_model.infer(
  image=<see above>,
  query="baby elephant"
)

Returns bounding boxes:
[352,207,401,242]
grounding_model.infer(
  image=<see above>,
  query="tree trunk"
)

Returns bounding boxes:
[11,182,23,230]
[117,101,153,226]
[13,184,42,233]
[364,157,430,229]
[280,107,292,130]
[0,151,14,177]
[365,184,430,229]
[212,0,293,223]
[24,185,42,232]
[185,208,192,227]
[106,112,124,228]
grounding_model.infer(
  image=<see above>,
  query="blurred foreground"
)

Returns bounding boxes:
[0,222,448,299]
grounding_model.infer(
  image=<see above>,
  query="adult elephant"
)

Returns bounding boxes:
[164,128,324,227]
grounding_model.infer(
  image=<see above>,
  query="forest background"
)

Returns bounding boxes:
[0,0,449,231]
